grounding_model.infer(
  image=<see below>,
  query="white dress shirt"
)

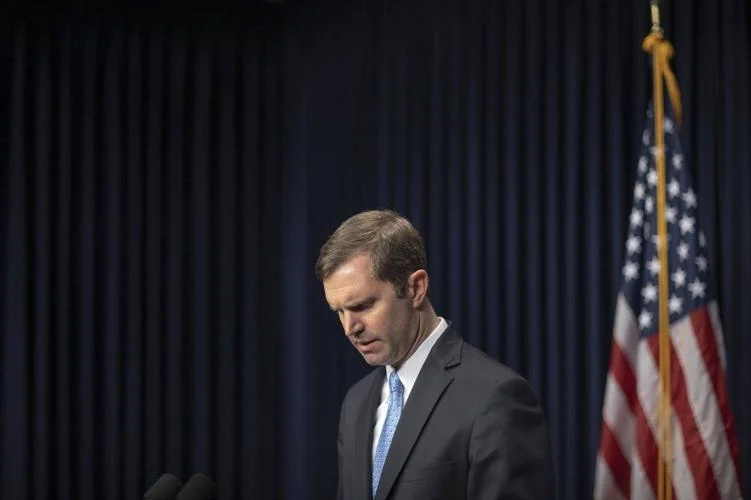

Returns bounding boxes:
[372,317,449,460]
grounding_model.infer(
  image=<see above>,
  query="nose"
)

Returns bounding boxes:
[341,311,364,337]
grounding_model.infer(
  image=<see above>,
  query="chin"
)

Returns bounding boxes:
[362,353,389,366]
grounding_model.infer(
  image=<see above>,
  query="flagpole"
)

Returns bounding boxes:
[647,2,672,500]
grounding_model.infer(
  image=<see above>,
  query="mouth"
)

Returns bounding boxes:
[355,339,379,353]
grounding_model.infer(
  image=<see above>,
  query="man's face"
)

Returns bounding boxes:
[323,253,417,367]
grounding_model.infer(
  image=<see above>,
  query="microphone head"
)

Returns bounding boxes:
[175,473,216,500]
[144,473,183,500]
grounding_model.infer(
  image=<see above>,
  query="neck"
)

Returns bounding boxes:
[393,306,439,370]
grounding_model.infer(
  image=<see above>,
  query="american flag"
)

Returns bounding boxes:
[594,103,743,500]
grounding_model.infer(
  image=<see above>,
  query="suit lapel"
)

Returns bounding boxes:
[374,328,463,500]
[355,369,385,499]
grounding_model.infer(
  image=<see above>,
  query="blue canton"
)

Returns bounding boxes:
[621,103,714,338]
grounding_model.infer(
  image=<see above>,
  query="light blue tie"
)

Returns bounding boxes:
[372,372,404,497]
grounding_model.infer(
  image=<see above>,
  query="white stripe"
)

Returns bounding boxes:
[613,295,640,365]
[606,364,695,500]
[595,295,641,499]
[606,294,726,499]
[630,450,656,500]
[671,316,742,498]
[636,339,695,499]
[634,340,659,500]
[636,340,660,445]
[610,295,668,499]
[602,373,635,461]
[668,408,696,500]
[594,454,627,500]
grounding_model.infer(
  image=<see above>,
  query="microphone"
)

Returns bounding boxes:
[175,473,216,500]
[144,473,183,500]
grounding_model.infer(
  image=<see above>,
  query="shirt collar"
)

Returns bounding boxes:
[385,317,448,403]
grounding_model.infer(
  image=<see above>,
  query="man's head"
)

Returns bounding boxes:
[316,210,435,367]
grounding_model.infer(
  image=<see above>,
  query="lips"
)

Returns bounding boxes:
[356,339,379,352]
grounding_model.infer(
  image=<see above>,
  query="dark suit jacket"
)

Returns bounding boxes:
[337,326,555,500]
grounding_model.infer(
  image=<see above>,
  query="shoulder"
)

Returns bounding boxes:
[447,337,542,413]
[434,325,527,387]
[455,339,528,387]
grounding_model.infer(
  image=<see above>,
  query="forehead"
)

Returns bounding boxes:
[323,254,383,305]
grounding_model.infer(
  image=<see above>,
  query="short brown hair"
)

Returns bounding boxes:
[315,210,427,298]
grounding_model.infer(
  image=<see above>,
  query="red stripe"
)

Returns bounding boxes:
[690,308,743,487]
[647,334,721,499]
[605,332,663,497]
[609,340,639,413]
[599,421,631,497]
[634,395,660,496]
[633,366,679,500]
[600,336,639,497]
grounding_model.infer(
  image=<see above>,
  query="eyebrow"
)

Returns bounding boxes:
[331,297,375,312]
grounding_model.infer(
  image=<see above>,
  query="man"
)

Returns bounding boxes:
[316,210,555,500]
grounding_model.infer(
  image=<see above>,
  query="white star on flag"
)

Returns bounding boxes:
[645,197,654,213]
[683,188,697,208]
[668,178,681,198]
[638,310,652,329]
[642,284,657,303]
[634,182,646,200]
[688,278,706,299]
[639,155,648,172]
[671,268,687,288]
[630,209,644,227]
[627,236,642,254]
[677,242,690,260]
[696,255,708,272]
[666,206,677,224]
[669,295,683,314]
[680,215,696,235]
[672,152,683,169]
[622,262,639,281]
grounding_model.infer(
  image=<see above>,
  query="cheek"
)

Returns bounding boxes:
[364,314,383,332]
[369,306,405,340]
[364,309,390,335]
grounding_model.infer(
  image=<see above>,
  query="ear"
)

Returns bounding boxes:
[407,270,429,308]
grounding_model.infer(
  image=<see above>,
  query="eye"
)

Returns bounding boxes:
[351,299,374,312]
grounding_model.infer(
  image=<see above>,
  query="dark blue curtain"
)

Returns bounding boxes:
[1,1,749,498]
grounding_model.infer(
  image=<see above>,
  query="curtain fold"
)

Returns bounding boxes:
[2,1,749,498]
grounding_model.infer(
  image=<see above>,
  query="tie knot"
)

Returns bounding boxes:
[389,372,403,397]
